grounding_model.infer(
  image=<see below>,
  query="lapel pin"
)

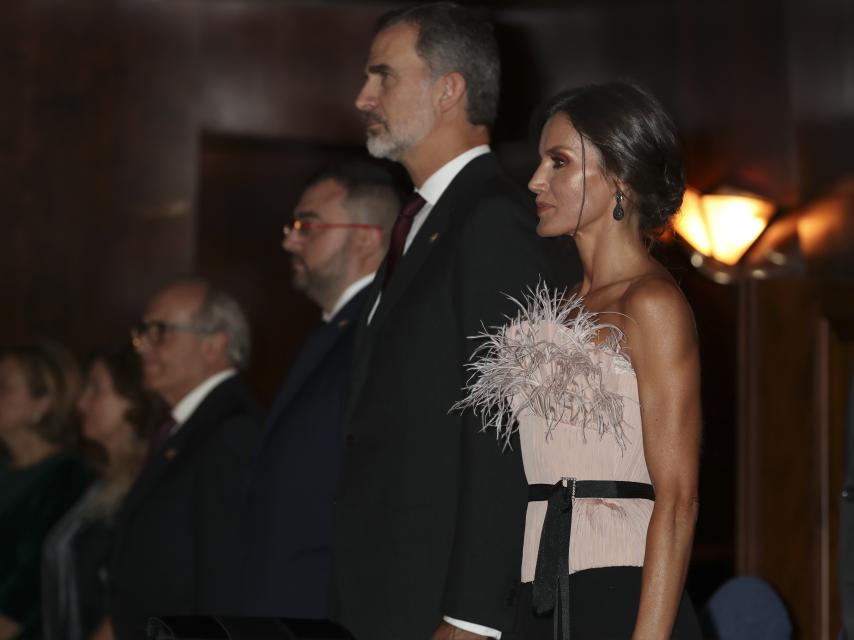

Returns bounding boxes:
[429,232,440,243]
[338,318,350,329]
[164,448,177,461]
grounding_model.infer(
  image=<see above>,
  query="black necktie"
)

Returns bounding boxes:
[383,192,426,288]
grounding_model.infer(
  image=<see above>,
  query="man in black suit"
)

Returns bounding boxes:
[331,4,582,640]
[111,279,261,640]
[238,161,399,617]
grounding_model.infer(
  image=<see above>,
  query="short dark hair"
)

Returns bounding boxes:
[305,160,402,241]
[538,82,686,234]
[86,345,169,441]
[0,341,80,447]
[377,2,500,128]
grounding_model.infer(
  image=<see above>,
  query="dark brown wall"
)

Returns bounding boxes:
[3,0,849,371]
[1,0,852,632]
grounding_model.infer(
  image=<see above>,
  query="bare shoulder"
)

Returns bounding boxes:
[622,273,697,349]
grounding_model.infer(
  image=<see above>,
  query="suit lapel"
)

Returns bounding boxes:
[367,192,453,332]
[345,154,501,424]
[263,288,366,435]
[121,404,202,520]
[120,378,236,520]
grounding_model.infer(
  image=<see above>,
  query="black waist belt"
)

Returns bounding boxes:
[529,479,655,640]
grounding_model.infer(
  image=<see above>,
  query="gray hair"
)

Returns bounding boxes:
[194,287,251,371]
[377,2,501,128]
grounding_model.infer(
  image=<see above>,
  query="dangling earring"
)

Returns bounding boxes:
[613,191,625,221]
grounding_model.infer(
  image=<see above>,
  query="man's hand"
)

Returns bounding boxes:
[431,621,488,640]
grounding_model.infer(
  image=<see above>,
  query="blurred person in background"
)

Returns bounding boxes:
[41,345,168,640]
[238,160,399,617]
[0,342,90,640]
[110,279,261,640]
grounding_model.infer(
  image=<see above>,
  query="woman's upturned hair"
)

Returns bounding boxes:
[538,82,686,235]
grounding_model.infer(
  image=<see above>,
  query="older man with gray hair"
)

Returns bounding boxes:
[110,279,262,640]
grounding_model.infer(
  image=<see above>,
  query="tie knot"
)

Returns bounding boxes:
[400,193,426,221]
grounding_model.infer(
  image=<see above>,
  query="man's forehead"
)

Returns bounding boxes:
[145,285,203,321]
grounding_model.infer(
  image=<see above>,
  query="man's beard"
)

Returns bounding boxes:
[364,104,435,161]
[289,254,347,308]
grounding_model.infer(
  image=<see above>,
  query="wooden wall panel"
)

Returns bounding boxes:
[3,0,847,368]
[740,280,854,637]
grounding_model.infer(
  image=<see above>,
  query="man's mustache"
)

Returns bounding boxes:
[363,113,388,130]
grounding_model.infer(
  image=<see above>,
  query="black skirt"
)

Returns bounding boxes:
[510,566,702,640]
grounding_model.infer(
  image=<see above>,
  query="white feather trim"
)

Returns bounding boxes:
[453,283,633,450]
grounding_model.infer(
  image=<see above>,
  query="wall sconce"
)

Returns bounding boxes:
[673,188,777,282]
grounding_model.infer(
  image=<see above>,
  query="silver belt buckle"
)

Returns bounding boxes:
[561,476,577,500]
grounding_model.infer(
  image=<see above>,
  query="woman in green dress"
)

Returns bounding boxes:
[0,343,89,640]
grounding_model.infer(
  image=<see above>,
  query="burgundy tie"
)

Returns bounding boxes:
[148,416,177,458]
[383,192,426,287]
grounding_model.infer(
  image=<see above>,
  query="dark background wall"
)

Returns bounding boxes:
[2,0,852,634]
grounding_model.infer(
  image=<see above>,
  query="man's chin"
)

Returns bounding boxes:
[366,135,403,161]
[290,275,308,292]
[142,375,165,396]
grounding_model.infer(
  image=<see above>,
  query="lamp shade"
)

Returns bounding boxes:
[674,188,776,266]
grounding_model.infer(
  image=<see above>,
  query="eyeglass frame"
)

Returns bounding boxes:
[130,320,217,348]
[282,219,382,239]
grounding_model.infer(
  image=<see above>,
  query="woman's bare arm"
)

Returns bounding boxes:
[623,277,701,639]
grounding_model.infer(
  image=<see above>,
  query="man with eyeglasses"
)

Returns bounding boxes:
[110,279,261,640]
[237,161,399,619]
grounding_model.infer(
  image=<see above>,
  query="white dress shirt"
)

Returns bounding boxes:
[169,369,237,436]
[367,144,491,326]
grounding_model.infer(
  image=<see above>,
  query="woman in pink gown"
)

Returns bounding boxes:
[459,83,702,639]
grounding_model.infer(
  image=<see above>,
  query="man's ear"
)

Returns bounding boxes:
[202,332,230,366]
[435,71,467,113]
[355,225,383,259]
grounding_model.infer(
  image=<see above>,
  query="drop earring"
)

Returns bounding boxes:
[613,191,625,220]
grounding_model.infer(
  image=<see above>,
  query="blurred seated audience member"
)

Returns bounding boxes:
[0,343,90,640]
[110,279,261,640]
[238,160,399,617]
[42,345,168,640]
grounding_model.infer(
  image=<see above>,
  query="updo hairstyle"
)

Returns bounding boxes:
[538,82,686,234]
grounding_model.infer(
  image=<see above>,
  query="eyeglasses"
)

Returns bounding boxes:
[282,220,382,240]
[130,321,215,348]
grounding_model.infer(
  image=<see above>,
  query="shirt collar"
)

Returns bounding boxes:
[171,369,236,425]
[416,145,490,206]
[322,273,375,322]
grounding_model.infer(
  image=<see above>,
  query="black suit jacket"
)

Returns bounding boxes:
[238,289,368,617]
[110,375,261,640]
[331,153,582,639]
